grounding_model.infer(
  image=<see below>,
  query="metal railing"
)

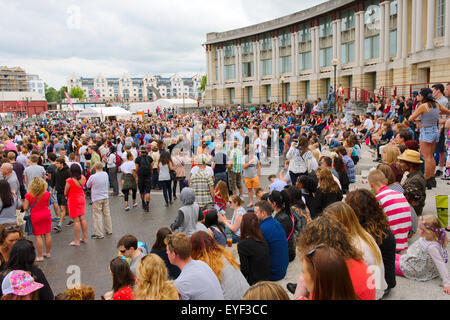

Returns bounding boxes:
[378,82,449,100]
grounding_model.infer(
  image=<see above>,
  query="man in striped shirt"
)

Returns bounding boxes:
[369,169,411,252]
[190,155,215,209]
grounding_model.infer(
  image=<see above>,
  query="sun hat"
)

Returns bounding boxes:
[1,270,44,296]
[397,149,423,164]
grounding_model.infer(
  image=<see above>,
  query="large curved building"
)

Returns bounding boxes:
[203,0,450,106]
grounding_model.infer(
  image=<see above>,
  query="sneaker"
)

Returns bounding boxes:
[132,202,138,208]
[67,220,74,226]
[51,217,60,222]
[435,170,443,177]
[125,206,130,211]
[441,176,450,181]
[91,234,104,239]
[106,232,113,236]
[53,225,62,232]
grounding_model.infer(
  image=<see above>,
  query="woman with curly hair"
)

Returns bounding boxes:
[190,231,249,300]
[345,189,397,295]
[313,167,343,216]
[291,213,375,300]
[323,202,387,299]
[133,254,179,300]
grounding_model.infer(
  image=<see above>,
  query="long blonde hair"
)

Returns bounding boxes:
[382,145,400,165]
[28,177,47,199]
[190,231,240,281]
[324,202,382,267]
[134,254,179,300]
[317,167,340,193]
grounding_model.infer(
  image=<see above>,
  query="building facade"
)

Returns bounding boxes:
[27,74,45,95]
[204,0,450,106]
[67,73,203,103]
[0,66,28,92]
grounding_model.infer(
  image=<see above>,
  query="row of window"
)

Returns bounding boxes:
[219,32,399,80]
[227,82,311,103]
[216,0,447,58]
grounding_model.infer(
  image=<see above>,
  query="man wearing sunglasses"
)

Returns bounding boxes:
[117,235,146,276]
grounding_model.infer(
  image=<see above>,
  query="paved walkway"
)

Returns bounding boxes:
[34,145,450,300]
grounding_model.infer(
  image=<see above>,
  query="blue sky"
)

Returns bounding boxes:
[0,0,327,88]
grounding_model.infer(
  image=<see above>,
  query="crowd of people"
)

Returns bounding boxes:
[0,83,449,300]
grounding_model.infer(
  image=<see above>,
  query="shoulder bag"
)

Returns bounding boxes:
[24,196,41,236]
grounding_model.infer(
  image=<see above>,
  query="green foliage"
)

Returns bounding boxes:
[198,75,207,92]
[69,87,85,99]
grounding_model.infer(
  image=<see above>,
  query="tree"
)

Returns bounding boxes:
[58,86,68,102]
[45,83,59,103]
[198,75,207,92]
[69,87,85,99]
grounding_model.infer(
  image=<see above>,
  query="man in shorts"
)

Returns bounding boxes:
[135,146,153,212]
[243,147,260,207]
[227,140,243,197]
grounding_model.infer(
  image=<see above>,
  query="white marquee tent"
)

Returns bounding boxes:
[76,106,133,120]
[129,98,198,113]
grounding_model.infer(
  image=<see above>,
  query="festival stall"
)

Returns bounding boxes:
[129,98,198,114]
[76,106,133,121]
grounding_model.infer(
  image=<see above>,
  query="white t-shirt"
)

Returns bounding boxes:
[364,119,373,130]
[120,161,136,174]
[254,137,262,153]
[190,165,213,178]
[79,146,88,163]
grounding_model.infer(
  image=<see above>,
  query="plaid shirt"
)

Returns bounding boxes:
[229,148,243,173]
[190,169,214,208]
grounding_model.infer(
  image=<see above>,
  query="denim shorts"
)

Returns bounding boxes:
[419,126,440,143]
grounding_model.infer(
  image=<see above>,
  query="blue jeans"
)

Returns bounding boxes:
[160,180,172,204]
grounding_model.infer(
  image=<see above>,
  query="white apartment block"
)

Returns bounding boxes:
[27,74,45,95]
[67,73,203,102]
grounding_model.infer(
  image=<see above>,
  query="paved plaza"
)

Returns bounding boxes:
[32,145,450,300]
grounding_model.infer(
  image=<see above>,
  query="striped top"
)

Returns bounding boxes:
[229,148,243,173]
[376,186,412,252]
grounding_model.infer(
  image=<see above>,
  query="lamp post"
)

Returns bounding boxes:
[332,59,339,114]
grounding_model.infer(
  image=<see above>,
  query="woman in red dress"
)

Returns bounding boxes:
[23,177,52,262]
[64,164,87,246]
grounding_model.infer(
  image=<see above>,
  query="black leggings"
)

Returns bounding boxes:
[122,188,137,202]
[172,177,186,198]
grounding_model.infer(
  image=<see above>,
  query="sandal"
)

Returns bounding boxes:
[35,257,44,262]
[44,253,51,259]
[80,239,88,244]
[69,241,80,246]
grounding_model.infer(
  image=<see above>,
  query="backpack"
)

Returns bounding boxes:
[115,153,122,167]
[138,156,152,176]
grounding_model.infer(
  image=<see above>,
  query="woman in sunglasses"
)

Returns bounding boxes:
[0,223,24,272]
[299,246,359,300]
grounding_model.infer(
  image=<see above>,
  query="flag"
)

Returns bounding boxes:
[64,91,76,117]
[89,89,103,119]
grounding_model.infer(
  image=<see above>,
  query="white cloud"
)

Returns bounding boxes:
[0,0,327,88]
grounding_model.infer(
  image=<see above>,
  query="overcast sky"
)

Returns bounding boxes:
[0,0,326,88]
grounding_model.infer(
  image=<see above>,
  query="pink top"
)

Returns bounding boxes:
[376,186,412,251]
[5,140,17,152]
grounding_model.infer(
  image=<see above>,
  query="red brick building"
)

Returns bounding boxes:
[0,91,47,117]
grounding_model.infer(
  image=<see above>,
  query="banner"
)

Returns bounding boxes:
[64,91,76,117]
[89,89,103,119]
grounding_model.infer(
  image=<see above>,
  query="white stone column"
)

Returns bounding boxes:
[314,26,320,74]
[402,0,408,57]
[219,48,224,84]
[235,44,240,81]
[275,36,280,78]
[253,40,258,79]
[291,32,296,75]
[415,0,423,52]
[206,47,211,85]
[426,0,435,50]
[311,27,317,73]
[294,31,299,76]
[336,19,342,63]
[445,0,450,46]
[359,11,365,66]
[256,40,261,80]
[384,1,390,62]
[332,20,337,60]
[355,11,361,66]
[411,0,417,53]
[396,0,403,59]
[271,37,276,78]
[380,2,386,62]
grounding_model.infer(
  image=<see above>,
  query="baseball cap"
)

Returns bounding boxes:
[412,91,418,95]
[2,270,43,296]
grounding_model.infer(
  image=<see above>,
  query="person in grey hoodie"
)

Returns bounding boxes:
[170,188,207,236]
